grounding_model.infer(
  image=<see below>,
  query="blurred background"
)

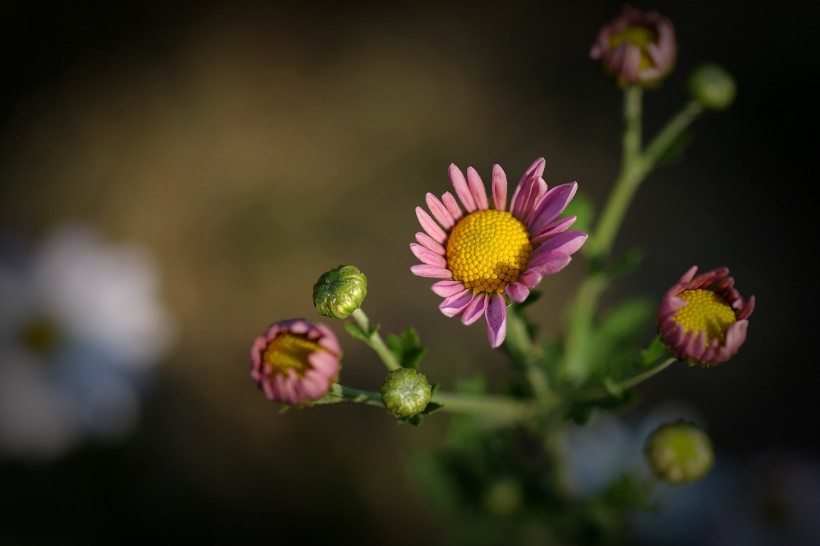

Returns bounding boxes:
[0,0,814,544]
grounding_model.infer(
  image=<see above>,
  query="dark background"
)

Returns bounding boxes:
[0,1,814,544]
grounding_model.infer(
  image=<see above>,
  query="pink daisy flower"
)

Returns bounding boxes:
[250,319,341,405]
[410,157,588,348]
[590,4,676,87]
[657,266,756,366]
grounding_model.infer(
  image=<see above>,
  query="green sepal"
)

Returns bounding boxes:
[343,320,377,343]
[386,326,427,369]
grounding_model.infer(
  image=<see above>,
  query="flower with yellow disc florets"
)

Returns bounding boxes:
[410,157,587,348]
[657,266,755,366]
[590,4,676,87]
[250,319,341,405]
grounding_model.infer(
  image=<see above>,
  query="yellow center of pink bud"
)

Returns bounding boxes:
[263,334,323,376]
[674,289,736,343]
[446,210,532,294]
[610,26,657,70]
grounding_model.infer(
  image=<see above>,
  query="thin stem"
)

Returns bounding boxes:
[644,100,704,164]
[432,391,542,422]
[504,304,555,403]
[569,357,677,402]
[317,383,543,424]
[350,308,401,371]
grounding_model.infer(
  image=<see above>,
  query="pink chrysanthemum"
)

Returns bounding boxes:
[250,319,341,405]
[590,4,676,87]
[657,266,756,366]
[410,158,588,348]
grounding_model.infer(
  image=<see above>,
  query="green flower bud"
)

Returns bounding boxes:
[645,420,714,484]
[380,367,432,419]
[688,64,736,110]
[313,265,368,319]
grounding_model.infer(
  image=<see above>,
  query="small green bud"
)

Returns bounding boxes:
[313,265,368,319]
[380,367,432,419]
[688,64,736,110]
[645,420,714,484]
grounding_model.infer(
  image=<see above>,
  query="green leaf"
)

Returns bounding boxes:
[386,327,427,369]
[343,321,369,342]
[585,297,655,382]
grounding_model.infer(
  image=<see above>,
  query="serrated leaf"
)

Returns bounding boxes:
[386,326,427,369]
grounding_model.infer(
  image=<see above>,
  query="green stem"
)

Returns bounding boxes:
[504,304,555,403]
[569,357,677,402]
[561,90,704,386]
[350,309,401,371]
[317,383,543,424]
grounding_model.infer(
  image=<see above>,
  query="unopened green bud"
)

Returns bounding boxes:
[645,420,714,484]
[688,64,736,110]
[380,367,432,419]
[313,265,368,319]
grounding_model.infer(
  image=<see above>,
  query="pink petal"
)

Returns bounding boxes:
[415,206,447,243]
[491,164,508,211]
[523,157,546,181]
[410,242,447,267]
[308,351,340,377]
[431,280,466,297]
[531,231,588,259]
[461,293,488,325]
[410,264,452,279]
[449,163,477,212]
[426,193,455,229]
[505,282,529,303]
[531,216,577,244]
[529,252,572,276]
[485,293,507,348]
[441,192,464,222]
[415,232,446,255]
[518,269,543,287]
[512,177,547,223]
[466,167,489,210]
[439,289,475,318]
[528,182,578,232]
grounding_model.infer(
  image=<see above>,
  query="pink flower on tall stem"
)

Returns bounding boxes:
[657,266,755,366]
[590,4,676,87]
[410,158,587,348]
[250,319,341,405]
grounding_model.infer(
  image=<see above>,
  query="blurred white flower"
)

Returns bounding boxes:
[0,223,176,461]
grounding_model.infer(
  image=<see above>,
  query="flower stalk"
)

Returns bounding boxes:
[350,308,401,371]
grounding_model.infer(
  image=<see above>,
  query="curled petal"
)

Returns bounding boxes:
[410,264,452,279]
[410,242,446,267]
[529,252,572,276]
[415,232,446,255]
[415,207,447,243]
[425,193,455,229]
[449,163,477,212]
[431,280,466,297]
[461,293,488,325]
[518,269,543,288]
[531,216,578,244]
[439,289,475,318]
[505,282,529,303]
[531,230,588,259]
[441,192,464,222]
[485,293,508,348]
[466,167,489,210]
[491,164,508,211]
[529,182,578,232]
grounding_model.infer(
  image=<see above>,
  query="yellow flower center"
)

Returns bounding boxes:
[610,26,657,70]
[446,210,532,294]
[674,289,737,343]
[263,334,324,376]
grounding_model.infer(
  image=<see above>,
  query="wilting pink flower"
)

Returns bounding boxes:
[590,5,676,87]
[657,266,755,366]
[250,319,341,405]
[410,158,587,348]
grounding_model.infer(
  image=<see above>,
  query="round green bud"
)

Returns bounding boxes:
[645,420,714,484]
[313,265,368,319]
[380,367,432,419]
[482,478,523,516]
[688,64,736,110]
